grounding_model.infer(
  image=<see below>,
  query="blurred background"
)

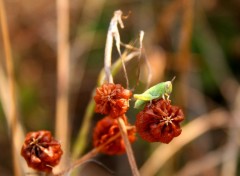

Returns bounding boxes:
[0,0,240,175]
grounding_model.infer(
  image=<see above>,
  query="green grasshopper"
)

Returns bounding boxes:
[133,77,175,109]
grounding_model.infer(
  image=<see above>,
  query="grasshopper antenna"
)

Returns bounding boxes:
[171,76,176,83]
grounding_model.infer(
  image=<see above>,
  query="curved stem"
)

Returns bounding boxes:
[55,126,135,176]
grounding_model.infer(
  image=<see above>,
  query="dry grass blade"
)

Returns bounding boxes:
[0,0,26,175]
[221,87,240,176]
[175,147,224,176]
[140,109,230,176]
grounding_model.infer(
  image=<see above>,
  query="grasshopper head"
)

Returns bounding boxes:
[165,81,172,95]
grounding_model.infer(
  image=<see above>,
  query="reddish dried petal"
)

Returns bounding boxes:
[94,83,132,118]
[93,115,136,155]
[21,130,63,173]
[135,99,184,144]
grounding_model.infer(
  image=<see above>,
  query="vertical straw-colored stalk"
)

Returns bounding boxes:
[0,0,23,175]
[55,0,70,171]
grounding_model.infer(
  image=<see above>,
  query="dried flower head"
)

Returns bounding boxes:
[93,115,136,155]
[94,83,132,118]
[135,99,184,144]
[21,130,63,173]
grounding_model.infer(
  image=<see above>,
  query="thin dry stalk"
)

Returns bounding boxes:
[0,0,24,175]
[55,126,135,176]
[71,90,95,159]
[221,87,240,176]
[55,0,70,171]
[104,10,126,84]
[140,109,230,176]
[117,118,140,176]
[103,10,140,176]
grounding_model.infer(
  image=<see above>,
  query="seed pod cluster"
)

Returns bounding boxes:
[135,99,184,144]
[21,130,63,173]
[94,83,132,118]
[93,115,136,155]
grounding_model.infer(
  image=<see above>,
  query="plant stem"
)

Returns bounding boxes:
[55,0,70,171]
[117,117,140,176]
[103,10,140,176]
[0,0,24,175]
[72,51,140,159]
[71,91,96,159]
[55,126,135,176]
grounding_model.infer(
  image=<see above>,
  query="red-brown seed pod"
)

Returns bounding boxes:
[94,83,132,118]
[135,99,184,144]
[93,115,136,155]
[21,130,63,173]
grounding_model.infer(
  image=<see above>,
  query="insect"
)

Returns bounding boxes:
[133,77,175,109]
